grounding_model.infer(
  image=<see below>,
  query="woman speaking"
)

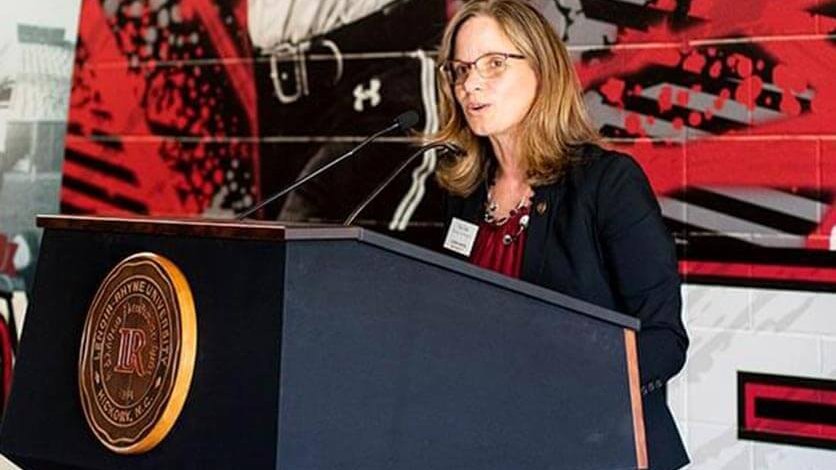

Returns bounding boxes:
[434,1,689,468]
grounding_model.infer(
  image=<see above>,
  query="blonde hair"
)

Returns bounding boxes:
[432,0,599,196]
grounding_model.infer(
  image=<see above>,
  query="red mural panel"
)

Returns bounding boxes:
[64,0,258,216]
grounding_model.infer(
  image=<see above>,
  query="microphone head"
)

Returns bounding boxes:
[394,110,420,131]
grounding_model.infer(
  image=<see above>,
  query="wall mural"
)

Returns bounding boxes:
[570,0,836,291]
[63,0,836,290]
[64,0,447,246]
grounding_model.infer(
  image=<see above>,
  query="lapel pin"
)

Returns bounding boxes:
[536,201,547,215]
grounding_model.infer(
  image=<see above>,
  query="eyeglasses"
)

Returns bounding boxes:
[439,52,526,85]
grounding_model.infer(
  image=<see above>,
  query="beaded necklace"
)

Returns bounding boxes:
[484,186,532,245]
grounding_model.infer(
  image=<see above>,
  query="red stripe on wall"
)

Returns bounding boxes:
[680,260,836,285]
[743,383,836,441]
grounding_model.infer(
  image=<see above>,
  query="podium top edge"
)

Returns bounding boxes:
[37,215,640,331]
[36,215,362,241]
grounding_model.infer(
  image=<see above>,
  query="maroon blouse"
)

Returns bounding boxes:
[469,205,529,278]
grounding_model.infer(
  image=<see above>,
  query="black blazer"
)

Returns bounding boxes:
[444,144,689,470]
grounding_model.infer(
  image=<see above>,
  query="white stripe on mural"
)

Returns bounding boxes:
[697,186,825,223]
[658,197,808,248]
[389,50,438,231]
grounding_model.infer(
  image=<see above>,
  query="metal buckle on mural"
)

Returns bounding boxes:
[268,40,343,104]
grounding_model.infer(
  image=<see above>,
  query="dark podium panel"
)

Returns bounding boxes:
[0,216,646,469]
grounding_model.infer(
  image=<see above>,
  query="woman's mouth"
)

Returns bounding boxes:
[467,103,490,113]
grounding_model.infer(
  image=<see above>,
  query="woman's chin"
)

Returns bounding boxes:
[466,123,494,137]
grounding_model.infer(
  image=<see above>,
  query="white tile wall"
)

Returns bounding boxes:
[751,290,836,336]
[753,442,836,470]
[675,285,836,469]
[822,339,836,377]
[685,285,750,330]
[687,422,752,470]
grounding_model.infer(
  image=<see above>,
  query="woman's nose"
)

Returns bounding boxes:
[461,67,484,93]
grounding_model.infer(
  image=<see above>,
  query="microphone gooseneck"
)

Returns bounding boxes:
[236,110,420,221]
[343,142,465,226]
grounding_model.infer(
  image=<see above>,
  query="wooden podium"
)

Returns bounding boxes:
[0,216,646,469]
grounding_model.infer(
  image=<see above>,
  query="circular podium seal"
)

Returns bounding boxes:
[79,253,197,454]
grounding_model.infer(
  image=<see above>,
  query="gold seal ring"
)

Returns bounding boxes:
[78,252,197,454]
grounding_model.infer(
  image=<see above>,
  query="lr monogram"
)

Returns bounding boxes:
[114,327,147,377]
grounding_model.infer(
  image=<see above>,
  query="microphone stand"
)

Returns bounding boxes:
[237,111,418,221]
[343,142,463,226]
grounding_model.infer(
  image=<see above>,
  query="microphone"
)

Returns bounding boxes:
[342,142,465,226]
[237,110,420,220]
[394,110,419,131]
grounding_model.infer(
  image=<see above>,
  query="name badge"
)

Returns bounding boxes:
[443,217,479,257]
